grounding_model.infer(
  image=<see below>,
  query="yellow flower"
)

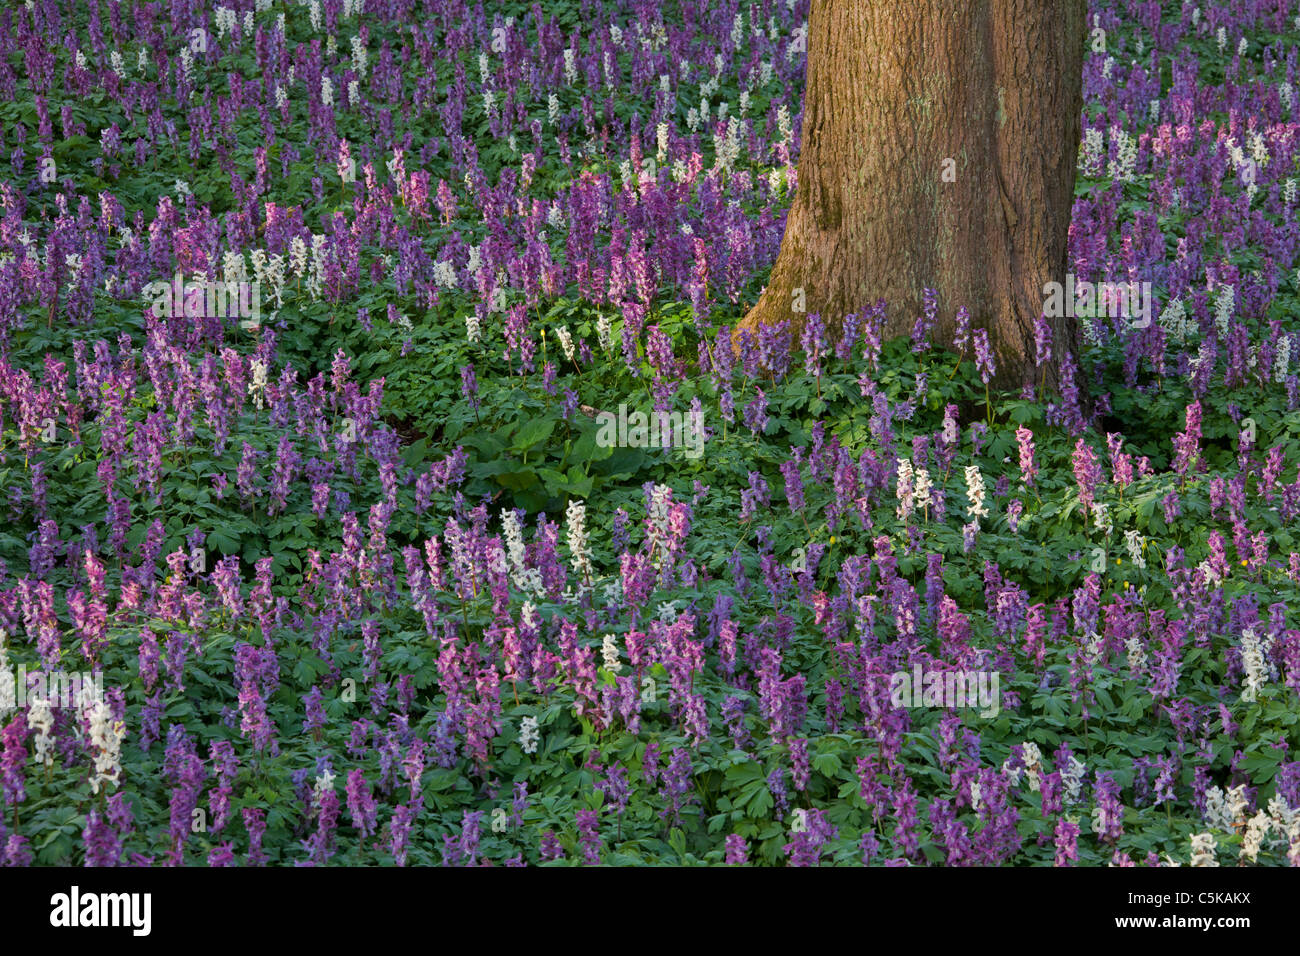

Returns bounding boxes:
[829,536,836,545]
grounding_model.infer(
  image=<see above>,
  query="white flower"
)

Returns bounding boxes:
[248,358,269,409]
[519,715,540,754]
[502,511,528,574]
[1062,755,1087,804]
[29,695,55,767]
[351,34,368,77]
[433,260,458,289]
[1226,784,1250,827]
[1092,501,1112,536]
[1248,131,1268,167]
[288,236,309,280]
[566,499,593,581]
[1021,742,1043,793]
[1240,811,1271,863]
[1214,284,1235,336]
[264,255,285,308]
[1107,126,1137,182]
[601,635,622,675]
[83,693,125,794]
[1158,296,1192,343]
[1239,625,1271,703]
[555,326,576,362]
[1125,636,1147,675]
[1189,831,1219,867]
[214,6,236,40]
[222,250,247,285]
[1124,529,1146,569]
[465,312,481,344]
[1203,786,1232,829]
[913,467,931,514]
[766,167,784,196]
[601,577,622,607]
[964,465,989,523]
[1079,127,1105,177]
[895,458,915,521]
[1267,795,1299,830]
[646,484,674,563]
[0,635,13,720]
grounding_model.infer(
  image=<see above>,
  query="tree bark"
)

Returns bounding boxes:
[736,0,1086,390]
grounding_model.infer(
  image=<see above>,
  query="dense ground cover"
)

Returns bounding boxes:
[0,0,1299,866]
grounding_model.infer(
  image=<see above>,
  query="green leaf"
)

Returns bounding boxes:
[511,417,557,452]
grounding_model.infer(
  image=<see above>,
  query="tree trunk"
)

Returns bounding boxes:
[737,0,1086,390]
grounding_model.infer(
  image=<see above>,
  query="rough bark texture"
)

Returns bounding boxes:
[737,0,1086,390]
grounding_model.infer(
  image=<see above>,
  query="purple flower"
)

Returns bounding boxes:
[784,808,838,866]
[659,748,696,827]
[575,809,602,865]
[972,329,996,384]
[724,834,748,865]
[780,458,805,513]
[345,770,378,841]
[789,737,810,792]
[539,830,565,862]
[1053,817,1080,866]
[386,805,415,867]
[1,716,28,807]
[244,808,268,866]
[596,763,630,817]
[953,306,971,354]
[302,686,327,737]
